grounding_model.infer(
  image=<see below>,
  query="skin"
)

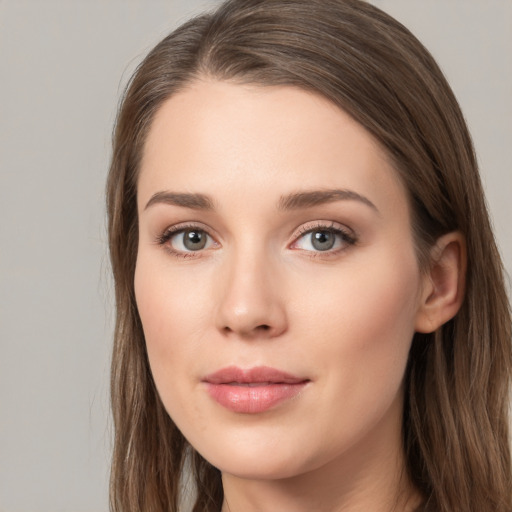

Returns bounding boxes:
[134,80,459,511]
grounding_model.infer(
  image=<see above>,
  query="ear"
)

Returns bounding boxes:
[415,232,467,334]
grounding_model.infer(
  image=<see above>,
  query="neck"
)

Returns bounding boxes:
[220,395,422,512]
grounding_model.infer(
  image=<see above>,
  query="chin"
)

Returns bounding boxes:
[190,428,324,481]
[209,454,309,481]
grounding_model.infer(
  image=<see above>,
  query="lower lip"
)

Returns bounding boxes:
[205,382,308,413]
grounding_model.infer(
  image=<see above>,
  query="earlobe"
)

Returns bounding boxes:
[415,232,466,334]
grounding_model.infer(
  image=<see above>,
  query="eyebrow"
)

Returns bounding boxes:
[277,189,379,213]
[145,191,215,211]
[144,188,378,213]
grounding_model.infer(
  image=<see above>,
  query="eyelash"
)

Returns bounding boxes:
[155,221,357,259]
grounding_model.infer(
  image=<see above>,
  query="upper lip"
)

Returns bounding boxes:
[203,365,308,385]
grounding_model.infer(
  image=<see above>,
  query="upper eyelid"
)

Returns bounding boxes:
[162,221,216,237]
[292,220,355,238]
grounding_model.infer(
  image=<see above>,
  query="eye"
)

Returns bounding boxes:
[157,225,217,255]
[174,229,211,251]
[291,224,356,253]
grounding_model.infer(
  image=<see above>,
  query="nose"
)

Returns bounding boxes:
[215,248,288,339]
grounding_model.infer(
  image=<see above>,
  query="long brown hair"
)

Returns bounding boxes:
[106,1,512,510]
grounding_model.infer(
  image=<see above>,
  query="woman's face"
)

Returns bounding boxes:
[135,80,427,481]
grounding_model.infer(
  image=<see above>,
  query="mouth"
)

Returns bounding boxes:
[202,366,310,414]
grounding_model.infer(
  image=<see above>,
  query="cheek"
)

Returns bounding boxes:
[317,243,419,336]
[282,252,421,460]
[134,257,194,385]
[135,254,207,345]
[135,257,215,433]
[295,248,421,396]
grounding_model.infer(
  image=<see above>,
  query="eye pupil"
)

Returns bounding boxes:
[312,230,335,251]
[183,230,207,250]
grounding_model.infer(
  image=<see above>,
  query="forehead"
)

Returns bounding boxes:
[138,79,407,217]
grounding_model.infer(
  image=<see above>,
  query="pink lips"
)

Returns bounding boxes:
[203,366,309,414]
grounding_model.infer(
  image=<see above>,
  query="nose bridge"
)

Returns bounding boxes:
[216,239,287,338]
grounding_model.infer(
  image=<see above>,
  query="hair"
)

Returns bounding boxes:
[106,0,512,511]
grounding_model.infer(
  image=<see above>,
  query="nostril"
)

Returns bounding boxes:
[222,323,272,336]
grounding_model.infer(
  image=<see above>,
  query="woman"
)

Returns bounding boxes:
[106,0,512,511]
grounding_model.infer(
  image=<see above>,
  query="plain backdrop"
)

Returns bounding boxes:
[0,1,510,511]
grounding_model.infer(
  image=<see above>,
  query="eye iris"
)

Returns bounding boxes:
[183,230,207,250]
[311,230,335,251]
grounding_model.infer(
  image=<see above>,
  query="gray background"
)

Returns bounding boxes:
[0,1,510,511]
